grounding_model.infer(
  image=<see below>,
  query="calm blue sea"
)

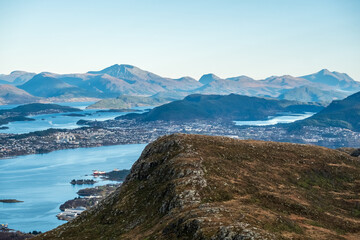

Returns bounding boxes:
[0,144,146,232]
[0,101,148,232]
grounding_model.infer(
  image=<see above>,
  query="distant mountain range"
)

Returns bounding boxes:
[293,91,360,131]
[118,94,324,122]
[0,64,359,104]
[19,65,202,98]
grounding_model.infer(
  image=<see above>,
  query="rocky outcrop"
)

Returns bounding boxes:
[337,147,360,157]
[37,134,360,240]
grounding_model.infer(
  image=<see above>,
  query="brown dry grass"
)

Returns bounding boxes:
[36,134,360,240]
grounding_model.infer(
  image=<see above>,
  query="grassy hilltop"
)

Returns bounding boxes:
[37,134,360,240]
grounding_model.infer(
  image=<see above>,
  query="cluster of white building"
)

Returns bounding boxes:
[56,207,87,221]
[55,132,79,144]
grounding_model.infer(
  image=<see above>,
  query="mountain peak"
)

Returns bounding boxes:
[317,69,332,75]
[301,69,360,91]
[96,64,136,74]
[108,64,135,70]
[87,64,162,82]
[199,73,222,85]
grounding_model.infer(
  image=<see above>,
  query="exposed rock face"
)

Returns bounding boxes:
[37,134,360,240]
[338,147,360,157]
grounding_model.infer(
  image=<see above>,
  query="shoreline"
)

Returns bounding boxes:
[0,139,148,160]
[56,169,129,221]
[1,123,360,160]
[1,116,360,160]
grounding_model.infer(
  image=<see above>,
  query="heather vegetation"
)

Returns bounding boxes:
[37,134,360,240]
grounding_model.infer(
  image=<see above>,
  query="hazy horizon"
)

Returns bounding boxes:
[1,64,359,82]
[1,0,359,80]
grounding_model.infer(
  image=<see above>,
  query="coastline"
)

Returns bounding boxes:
[1,118,360,161]
[0,143,143,233]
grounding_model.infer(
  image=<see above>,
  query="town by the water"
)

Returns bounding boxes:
[1,119,359,160]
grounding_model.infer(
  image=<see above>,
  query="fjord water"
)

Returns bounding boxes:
[0,102,150,134]
[0,101,316,233]
[0,144,146,232]
[234,112,315,126]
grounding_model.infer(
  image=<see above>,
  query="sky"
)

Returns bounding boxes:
[0,0,359,80]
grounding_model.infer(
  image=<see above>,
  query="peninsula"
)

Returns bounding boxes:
[0,103,81,126]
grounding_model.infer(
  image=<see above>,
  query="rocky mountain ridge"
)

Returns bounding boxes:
[37,134,360,240]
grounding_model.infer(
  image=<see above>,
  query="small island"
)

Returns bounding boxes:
[76,119,90,125]
[0,199,23,203]
[95,109,141,113]
[70,179,97,185]
[63,113,88,117]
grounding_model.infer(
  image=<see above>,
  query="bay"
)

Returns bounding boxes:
[234,112,315,126]
[0,102,151,134]
[0,144,146,232]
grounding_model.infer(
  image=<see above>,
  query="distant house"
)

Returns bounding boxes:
[0,223,8,231]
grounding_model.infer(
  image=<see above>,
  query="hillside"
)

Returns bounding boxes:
[293,91,360,131]
[0,84,40,104]
[87,95,170,109]
[150,91,190,101]
[119,94,324,122]
[19,73,100,98]
[37,134,360,240]
[278,86,347,103]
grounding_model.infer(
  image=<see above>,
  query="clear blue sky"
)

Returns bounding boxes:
[0,0,359,80]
